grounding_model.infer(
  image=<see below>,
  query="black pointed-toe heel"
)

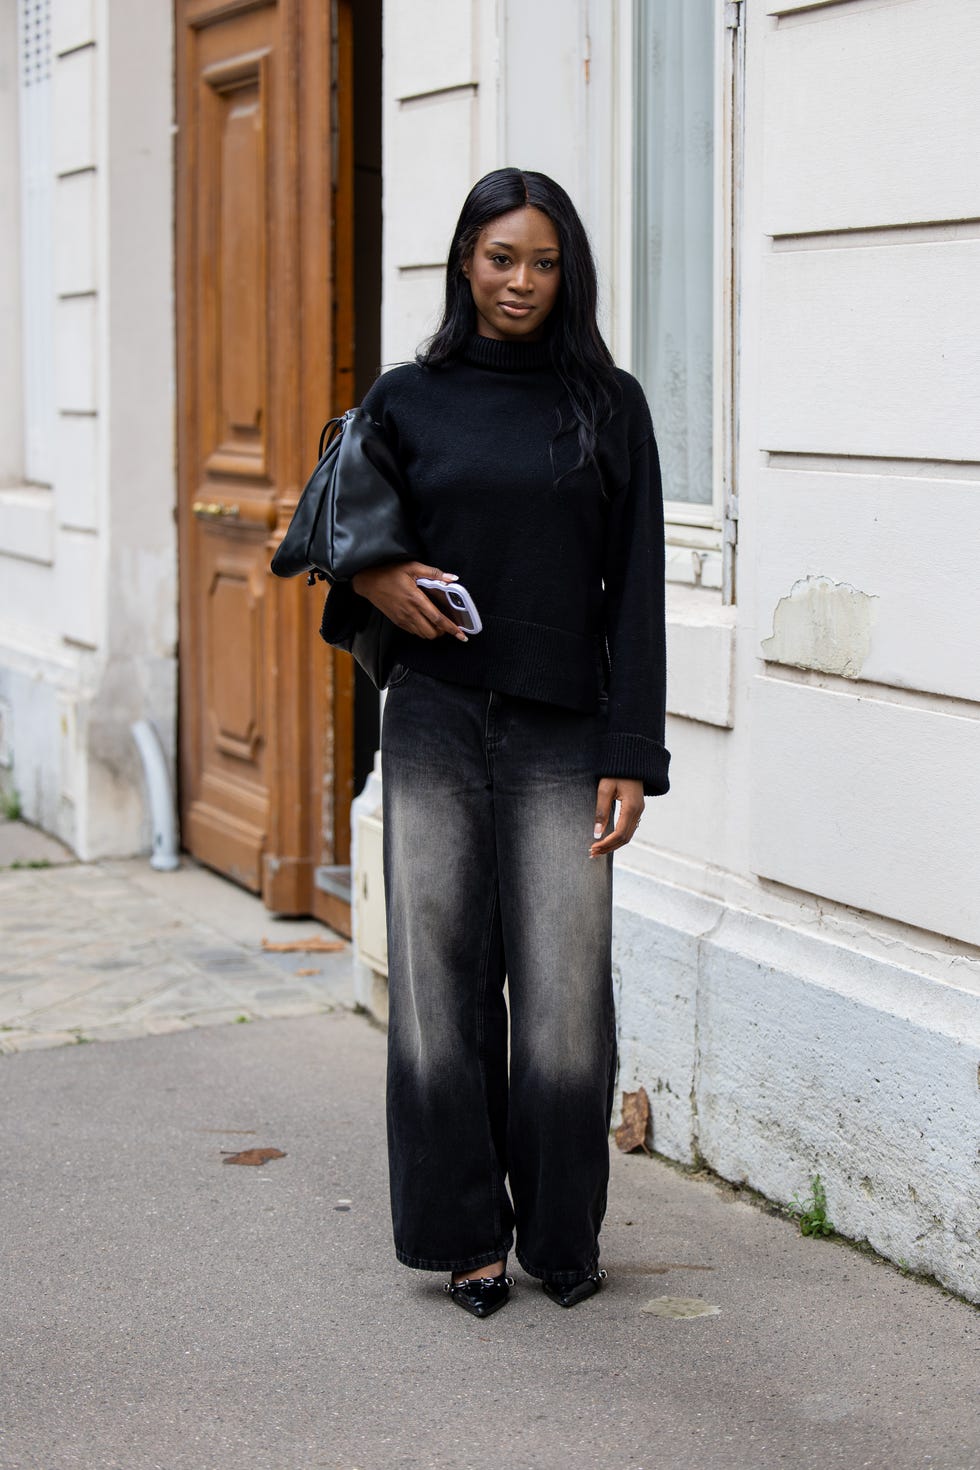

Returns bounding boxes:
[542,1267,607,1309]
[444,1271,515,1319]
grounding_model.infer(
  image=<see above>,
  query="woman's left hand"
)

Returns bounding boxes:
[590,778,645,858]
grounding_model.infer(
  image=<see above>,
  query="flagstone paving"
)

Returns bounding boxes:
[0,834,354,1054]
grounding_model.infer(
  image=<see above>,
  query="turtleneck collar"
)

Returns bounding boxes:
[459,332,554,373]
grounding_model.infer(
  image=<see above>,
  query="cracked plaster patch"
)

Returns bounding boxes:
[761,575,879,679]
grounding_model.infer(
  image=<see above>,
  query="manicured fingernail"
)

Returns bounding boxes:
[594,823,604,839]
[457,633,468,642]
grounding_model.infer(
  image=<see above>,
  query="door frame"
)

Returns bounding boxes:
[175,0,355,931]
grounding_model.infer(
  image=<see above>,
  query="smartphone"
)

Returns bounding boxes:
[415,577,482,635]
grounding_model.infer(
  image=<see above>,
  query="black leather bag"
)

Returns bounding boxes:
[270,407,417,583]
[318,581,399,690]
[270,408,418,689]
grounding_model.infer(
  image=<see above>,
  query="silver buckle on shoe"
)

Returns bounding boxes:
[445,1274,514,1293]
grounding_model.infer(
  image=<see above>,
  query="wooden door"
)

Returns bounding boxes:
[176,0,355,930]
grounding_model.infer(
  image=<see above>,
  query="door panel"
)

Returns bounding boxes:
[176,0,353,926]
[207,60,268,479]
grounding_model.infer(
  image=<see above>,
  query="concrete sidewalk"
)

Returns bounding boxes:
[2,1009,978,1470]
[1,837,978,1468]
[0,827,353,1052]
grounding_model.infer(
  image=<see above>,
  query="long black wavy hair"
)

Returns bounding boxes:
[418,168,619,478]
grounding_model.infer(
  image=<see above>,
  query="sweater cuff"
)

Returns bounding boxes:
[596,732,671,797]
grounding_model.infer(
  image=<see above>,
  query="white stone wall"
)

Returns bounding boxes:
[745,0,980,944]
[0,0,176,857]
[379,0,616,372]
[375,0,980,1301]
[380,0,496,365]
[618,0,980,1301]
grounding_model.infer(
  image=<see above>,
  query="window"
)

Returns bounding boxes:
[18,0,55,487]
[629,0,741,599]
[633,0,714,510]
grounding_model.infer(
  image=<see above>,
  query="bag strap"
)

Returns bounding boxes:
[318,414,347,460]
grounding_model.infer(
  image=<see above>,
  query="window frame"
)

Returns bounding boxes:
[601,0,742,602]
[17,0,56,490]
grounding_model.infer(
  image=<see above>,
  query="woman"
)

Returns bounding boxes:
[351,168,669,1318]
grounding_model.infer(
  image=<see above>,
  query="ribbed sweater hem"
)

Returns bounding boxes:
[396,614,604,714]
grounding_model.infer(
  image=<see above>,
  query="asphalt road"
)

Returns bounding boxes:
[2,1012,977,1470]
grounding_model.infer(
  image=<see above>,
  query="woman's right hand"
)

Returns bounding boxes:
[350,562,469,642]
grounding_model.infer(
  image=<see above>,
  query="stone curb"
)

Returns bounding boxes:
[0,999,351,1055]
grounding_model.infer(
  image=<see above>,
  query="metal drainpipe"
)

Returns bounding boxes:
[130,719,180,871]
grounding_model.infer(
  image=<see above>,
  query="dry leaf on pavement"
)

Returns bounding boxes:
[260,936,346,954]
[221,1147,287,1166]
[614,1087,651,1154]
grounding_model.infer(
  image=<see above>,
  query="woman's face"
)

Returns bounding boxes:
[461,206,562,342]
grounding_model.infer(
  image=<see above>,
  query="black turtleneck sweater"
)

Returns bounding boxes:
[358,334,670,796]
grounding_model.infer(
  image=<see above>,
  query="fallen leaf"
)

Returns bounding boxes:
[295,967,321,976]
[221,1147,287,1166]
[614,1087,651,1154]
[261,935,346,953]
[641,1295,721,1319]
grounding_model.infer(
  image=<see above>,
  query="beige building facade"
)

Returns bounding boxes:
[1,0,978,1299]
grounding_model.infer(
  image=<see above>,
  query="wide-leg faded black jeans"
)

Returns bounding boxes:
[380,664,617,1284]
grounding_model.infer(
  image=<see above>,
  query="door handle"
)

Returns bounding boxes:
[192,500,240,520]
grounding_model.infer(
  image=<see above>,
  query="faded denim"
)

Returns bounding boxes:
[381,665,616,1284]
